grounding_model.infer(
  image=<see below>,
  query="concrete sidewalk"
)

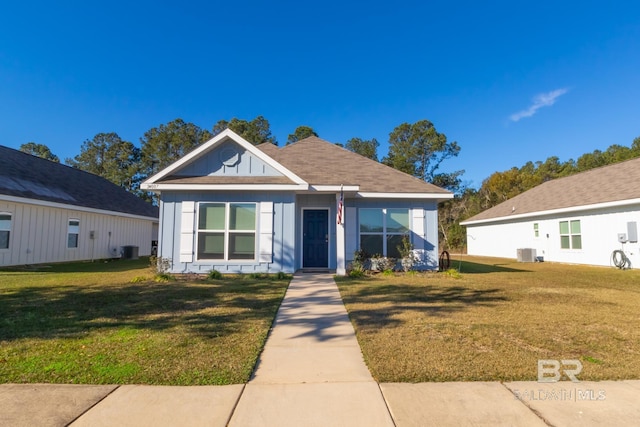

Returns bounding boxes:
[2,273,639,426]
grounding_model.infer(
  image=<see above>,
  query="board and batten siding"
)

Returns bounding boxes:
[465,203,640,269]
[0,200,156,267]
[159,191,296,274]
[345,198,440,270]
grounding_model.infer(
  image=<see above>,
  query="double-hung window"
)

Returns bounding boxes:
[559,220,581,249]
[198,203,256,260]
[68,219,80,248]
[359,208,409,258]
[0,213,11,249]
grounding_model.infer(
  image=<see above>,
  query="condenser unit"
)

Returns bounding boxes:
[517,248,537,263]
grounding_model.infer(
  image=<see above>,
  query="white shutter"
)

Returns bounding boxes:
[180,201,196,263]
[411,208,426,263]
[259,201,274,263]
[345,207,357,261]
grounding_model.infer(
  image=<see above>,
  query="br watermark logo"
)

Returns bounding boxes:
[537,359,582,383]
[512,359,606,402]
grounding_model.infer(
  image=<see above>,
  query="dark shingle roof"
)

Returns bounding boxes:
[257,137,451,194]
[462,156,640,224]
[0,145,158,219]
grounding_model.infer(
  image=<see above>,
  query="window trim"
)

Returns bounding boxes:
[67,218,80,249]
[196,202,257,262]
[0,212,12,250]
[359,208,410,258]
[559,219,582,250]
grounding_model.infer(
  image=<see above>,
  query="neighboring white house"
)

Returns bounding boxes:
[0,145,159,267]
[460,157,640,269]
[141,129,453,275]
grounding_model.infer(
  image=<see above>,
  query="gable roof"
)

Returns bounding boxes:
[0,145,158,219]
[258,136,452,196]
[142,131,452,199]
[143,129,306,188]
[461,156,640,225]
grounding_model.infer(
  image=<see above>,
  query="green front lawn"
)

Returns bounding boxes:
[337,256,640,382]
[0,259,289,385]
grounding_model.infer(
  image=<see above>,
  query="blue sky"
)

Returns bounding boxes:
[2,1,639,188]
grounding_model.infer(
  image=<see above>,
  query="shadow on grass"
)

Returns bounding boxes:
[0,280,287,341]
[455,260,531,274]
[0,257,151,274]
[341,282,508,328]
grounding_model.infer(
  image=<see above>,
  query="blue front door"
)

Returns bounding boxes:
[303,209,329,268]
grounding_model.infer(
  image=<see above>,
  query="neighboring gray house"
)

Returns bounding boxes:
[141,129,452,275]
[0,145,159,267]
[461,157,640,268]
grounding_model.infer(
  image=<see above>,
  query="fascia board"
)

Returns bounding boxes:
[141,183,310,192]
[309,185,360,192]
[356,192,454,200]
[142,129,307,185]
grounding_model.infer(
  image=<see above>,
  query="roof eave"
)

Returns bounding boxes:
[141,183,310,192]
[461,197,640,226]
[357,192,454,200]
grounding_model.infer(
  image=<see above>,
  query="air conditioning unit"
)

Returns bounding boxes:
[517,248,537,263]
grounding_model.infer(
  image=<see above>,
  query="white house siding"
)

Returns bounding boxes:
[159,191,296,274]
[466,203,640,269]
[0,199,156,267]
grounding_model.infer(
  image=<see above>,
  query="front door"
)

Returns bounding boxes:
[303,209,329,268]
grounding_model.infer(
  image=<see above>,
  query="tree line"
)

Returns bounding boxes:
[18,116,462,202]
[19,114,637,253]
[439,136,640,251]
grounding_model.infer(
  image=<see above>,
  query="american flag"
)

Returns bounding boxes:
[337,186,344,225]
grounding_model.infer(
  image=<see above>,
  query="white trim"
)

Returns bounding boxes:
[141,183,309,192]
[142,128,308,186]
[461,197,640,226]
[301,207,330,269]
[310,185,359,192]
[195,202,259,262]
[356,192,453,200]
[259,201,274,263]
[411,208,426,263]
[336,194,345,275]
[180,201,196,263]
[0,211,12,251]
[0,194,157,222]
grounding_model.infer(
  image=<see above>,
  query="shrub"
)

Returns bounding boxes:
[154,273,176,282]
[149,256,171,275]
[274,271,290,280]
[208,269,223,280]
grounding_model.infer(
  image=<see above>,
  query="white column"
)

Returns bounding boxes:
[336,193,346,275]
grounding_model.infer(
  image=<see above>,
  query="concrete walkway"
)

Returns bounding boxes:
[229,273,394,426]
[1,273,639,426]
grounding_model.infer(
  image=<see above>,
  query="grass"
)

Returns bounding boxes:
[0,258,290,385]
[336,255,640,382]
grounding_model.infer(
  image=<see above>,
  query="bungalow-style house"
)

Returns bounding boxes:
[0,145,159,267]
[141,129,452,275]
[461,157,640,269]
